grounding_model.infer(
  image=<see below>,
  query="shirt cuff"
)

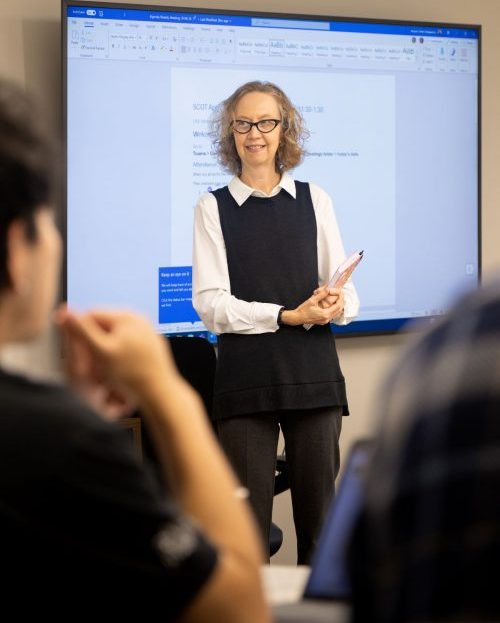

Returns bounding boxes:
[252,302,283,332]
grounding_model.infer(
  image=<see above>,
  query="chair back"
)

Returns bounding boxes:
[167,336,216,420]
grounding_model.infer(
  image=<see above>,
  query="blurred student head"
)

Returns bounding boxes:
[0,80,61,343]
[349,280,500,622]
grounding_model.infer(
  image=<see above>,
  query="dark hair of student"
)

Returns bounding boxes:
[0,80,58,289]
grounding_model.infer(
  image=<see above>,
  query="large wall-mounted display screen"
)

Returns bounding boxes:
[63,2,480,337]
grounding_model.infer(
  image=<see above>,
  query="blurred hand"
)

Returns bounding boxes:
[56,307,179,418]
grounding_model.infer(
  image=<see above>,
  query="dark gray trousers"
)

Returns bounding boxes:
[216,406,342,564]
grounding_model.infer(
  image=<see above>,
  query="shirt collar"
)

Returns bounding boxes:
[228,172,296,206]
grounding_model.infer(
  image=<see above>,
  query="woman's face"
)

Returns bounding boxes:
[232,91,282,174]
[11,208,62,341]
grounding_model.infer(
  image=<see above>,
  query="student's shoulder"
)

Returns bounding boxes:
[0,369,111,436]
[0,370,125,479]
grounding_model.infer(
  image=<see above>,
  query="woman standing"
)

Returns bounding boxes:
[193,81,359,563]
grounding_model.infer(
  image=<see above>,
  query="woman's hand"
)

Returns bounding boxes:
[280,287,344,326]
[316,285,345,319]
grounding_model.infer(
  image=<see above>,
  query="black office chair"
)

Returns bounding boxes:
[132,335,217,470]
[167,335,217,425]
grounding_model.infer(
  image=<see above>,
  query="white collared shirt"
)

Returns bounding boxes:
[192,173,360,335]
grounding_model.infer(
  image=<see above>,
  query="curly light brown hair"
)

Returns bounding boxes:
[210,81,309,176]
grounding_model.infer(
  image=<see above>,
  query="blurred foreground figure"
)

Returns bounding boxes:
[0,79,269,622]
[350,281,500,622]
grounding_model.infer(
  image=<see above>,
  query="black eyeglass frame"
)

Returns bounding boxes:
[231,119,282,134]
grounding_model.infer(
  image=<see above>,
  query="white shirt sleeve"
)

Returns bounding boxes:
[310,183,360,326]
[192,192,281,335]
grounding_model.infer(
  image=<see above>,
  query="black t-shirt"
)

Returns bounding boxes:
[0,368,217,618]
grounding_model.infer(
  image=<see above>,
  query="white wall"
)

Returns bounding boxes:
[1,0,499,564]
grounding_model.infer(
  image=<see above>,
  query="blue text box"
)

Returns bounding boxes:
[158,266,200,324]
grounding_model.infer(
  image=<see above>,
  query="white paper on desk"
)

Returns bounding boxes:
[304,250,364,331]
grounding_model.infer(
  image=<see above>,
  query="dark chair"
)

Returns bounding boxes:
[167,335,217,424]
[132,335,217,470]
[274,452,289,496]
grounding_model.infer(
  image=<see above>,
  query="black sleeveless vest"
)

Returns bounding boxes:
[212,181,348,419]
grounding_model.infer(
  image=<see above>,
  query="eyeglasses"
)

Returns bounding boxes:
[231,119,281,134]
